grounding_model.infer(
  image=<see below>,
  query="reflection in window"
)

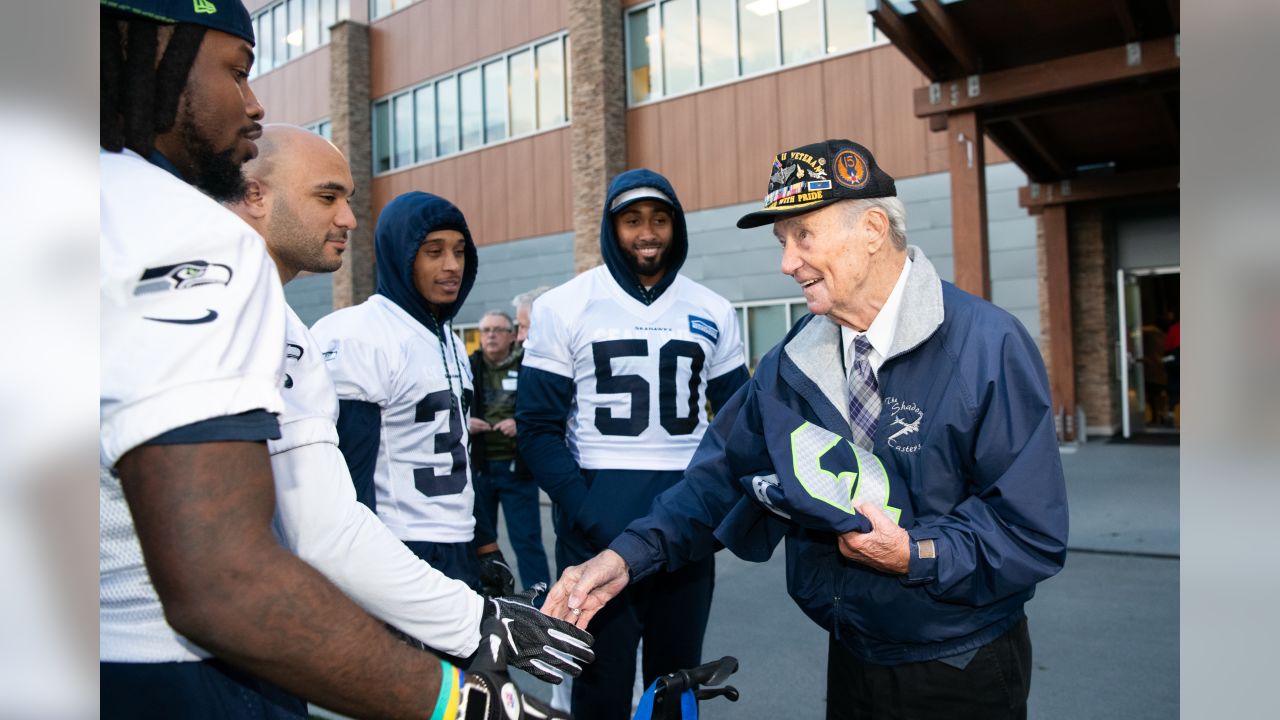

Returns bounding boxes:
[825,0,873,54]
[483,60,507,143]
[661,0,697,96]
[627,7,659,104]
[781,0,822,65]
[414,86,435,162]
[436,77,459,157]
[508,50,535,137]
[272,4,288,70]
[321,0,337,45]
[256,12,273,75]
[460,68,483,151]
[373,101,391,174]
[699,0,736,86]
[536,40,566,129]
[737,0,777,76]
[304,0,320,53]
[393,93,413,167]
[748,305,787,369]
[286,0,303,60]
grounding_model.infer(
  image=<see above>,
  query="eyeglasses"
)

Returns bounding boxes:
[479,327,514,335]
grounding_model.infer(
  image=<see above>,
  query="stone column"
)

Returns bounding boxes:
[568,0,627,273]
[1068,206,1119,435]
[328,19,374,309]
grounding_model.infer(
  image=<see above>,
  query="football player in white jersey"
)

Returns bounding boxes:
[311,191,486,600]
[517,168,751,719]
[101,3,576,717]
[225,123,592,689]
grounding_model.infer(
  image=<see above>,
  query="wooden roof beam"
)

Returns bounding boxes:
[913,0,980,75]
[914,36,1180,118]
[869,0,942,79]
[1111,0,1139,42]
[1008,118,1068,178]
[1017,166,1180,213]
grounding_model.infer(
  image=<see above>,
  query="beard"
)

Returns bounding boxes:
[623,244,667,280]
[267,195,346,276]
[177,104,249,202]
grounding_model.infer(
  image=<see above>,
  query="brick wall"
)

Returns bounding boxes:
[329,20,375,309]
[1068,206,1120,435]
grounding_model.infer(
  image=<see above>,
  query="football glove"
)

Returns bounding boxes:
[482,584,595,684]
[459,614,570,719]
[478,549,516,598]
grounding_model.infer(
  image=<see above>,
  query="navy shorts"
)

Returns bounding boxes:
[101,659,307,719]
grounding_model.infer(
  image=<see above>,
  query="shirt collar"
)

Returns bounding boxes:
[841,256,912,370]
[146,150,186,182]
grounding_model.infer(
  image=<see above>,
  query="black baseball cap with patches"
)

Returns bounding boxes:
[101,0,255,46]
[736,139,896,229]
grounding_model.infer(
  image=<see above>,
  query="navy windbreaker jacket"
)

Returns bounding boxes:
[610,247,1069,664]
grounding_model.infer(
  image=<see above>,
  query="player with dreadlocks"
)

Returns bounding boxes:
[100,2,579,718]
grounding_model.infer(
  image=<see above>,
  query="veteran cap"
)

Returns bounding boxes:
[101,0,256,46]
[736,139,896,229]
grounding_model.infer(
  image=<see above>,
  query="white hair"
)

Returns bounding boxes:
[842,197,908,251]
[512,285,551,312]
[480,309,514,328]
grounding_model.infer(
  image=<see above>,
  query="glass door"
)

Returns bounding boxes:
[1117,270,1145,438]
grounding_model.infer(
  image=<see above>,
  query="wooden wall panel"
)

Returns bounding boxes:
[501,0,532,52]
[250,47,331,126]
[694,86,740,210]
[529,0,566,39]
[533,131,568,237]
[453,152,484,245]
[626,104,661,171]
[475,144,507,247]
[504,139,537,240]
[868,47,929,180]
[822,52,875,151]
[777,64,827,152]
[657,96,701,209]
[733,75,780,203]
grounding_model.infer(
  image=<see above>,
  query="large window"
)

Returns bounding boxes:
[371,34,571,175]
[249,0,348,78]
[370,0,417,21]
[304,118,332,140]
[626,0,885,105]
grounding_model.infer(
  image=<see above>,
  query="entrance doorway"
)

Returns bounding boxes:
[1117,267,1180,438]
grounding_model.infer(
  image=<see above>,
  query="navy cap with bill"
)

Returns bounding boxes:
[736,139,897,229]
[101,0,256,46]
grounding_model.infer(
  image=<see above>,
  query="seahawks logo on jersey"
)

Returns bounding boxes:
[133,260,233,296]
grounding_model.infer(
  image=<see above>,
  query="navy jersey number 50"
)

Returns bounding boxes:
[591,339,706,437]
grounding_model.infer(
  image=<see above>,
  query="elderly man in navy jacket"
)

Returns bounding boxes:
[544,139,1069,720]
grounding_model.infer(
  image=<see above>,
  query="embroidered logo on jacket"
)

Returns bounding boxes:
[884,396,923,453]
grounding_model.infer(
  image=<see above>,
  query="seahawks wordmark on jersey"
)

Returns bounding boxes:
[269,306,483,656]
[99,149,286,662]
[312,295,476,543]
[523,265,744,470]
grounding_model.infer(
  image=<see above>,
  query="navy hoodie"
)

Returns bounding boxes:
[330,192,479,511]
[598,168,690,306]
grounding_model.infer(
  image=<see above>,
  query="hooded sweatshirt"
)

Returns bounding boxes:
[517,169,750,555]
[312,192,481,545]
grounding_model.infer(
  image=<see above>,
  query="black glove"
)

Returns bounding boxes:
[478,549,516,597]
[460,614,570,719]
[481,584,595,684]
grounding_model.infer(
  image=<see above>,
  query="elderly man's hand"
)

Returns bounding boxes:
[837,502,911,575]
[493,418,518,438]
[469,417,492,434]
[541,550,630,631]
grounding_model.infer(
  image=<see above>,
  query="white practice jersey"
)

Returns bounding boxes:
[311,295,475,543]
[268,306,482,656]
[99,149,286,663]
[523,266,745,470]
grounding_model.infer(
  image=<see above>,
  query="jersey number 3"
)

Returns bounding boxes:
[592,339,705,437]
[413,390,468,496]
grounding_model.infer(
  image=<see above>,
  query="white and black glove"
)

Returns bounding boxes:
[482,584,595,684]
[459,621,570,719]
[478,549,516,598]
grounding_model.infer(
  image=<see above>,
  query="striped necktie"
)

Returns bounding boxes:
[847,335,880,451]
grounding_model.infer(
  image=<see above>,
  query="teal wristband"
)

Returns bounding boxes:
[428,661,460,720]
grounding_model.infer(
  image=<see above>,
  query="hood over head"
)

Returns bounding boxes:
[600,168,688,305]
[374,191,478,327]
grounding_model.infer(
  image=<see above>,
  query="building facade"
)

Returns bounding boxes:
[247,0,1176,437]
